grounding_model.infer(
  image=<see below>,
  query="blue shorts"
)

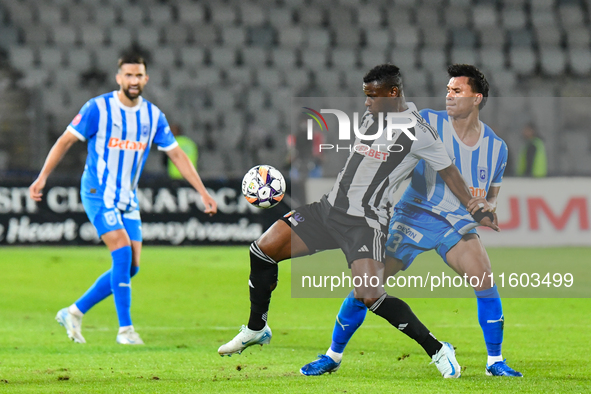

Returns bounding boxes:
[81,193,142,242]
[385,202,476,270]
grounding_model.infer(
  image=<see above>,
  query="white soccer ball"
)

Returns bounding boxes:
[241,165,286,209]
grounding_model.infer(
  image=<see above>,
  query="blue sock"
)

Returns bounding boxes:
[330,290,368,354]
[75,265,140,314]
[110,246,133,327]
[475,284,503,357]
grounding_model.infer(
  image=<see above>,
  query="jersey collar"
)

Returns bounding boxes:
[113,91,143,112]
[449,120,484,151]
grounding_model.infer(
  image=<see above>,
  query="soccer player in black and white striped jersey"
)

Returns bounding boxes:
[218,64,498,377]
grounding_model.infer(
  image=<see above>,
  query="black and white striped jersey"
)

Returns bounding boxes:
[324,102,452,230]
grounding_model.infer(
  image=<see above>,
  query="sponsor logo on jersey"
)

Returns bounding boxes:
[293,213,305,222]
[103,210,118,226]
[72,114,82,126]
[355,143,390,162]
[469,186,487,198]
[392,221,424,242]
[141,124,150,137]
[478,166,488,182]
[107,137,148,151]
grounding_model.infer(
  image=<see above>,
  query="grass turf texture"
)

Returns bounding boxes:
[0,247,589,393]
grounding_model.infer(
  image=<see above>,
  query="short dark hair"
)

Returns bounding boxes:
[447,64,489,109]
[363,64,403,92]
[118,53,147,70]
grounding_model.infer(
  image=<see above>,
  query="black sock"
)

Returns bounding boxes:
[247,242,278,331]
[369,294,443,357]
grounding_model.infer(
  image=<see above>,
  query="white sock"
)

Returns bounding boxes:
[118,325,133,334]
[68,304,83,317]
[487,355,503,366]
[326,348,343,363]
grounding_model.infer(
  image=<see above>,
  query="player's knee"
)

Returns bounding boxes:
[360,297,380,308]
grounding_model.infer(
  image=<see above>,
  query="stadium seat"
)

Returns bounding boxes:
[43,87,67,114]
[136,27,162,49]
[226,67,253,85]
[246,88,269,110]
[152,47,178,69]
[270,48,298,69]
[0,27,19,51]
[180,48,206,68]
[284,69,310,88]
[568,48,591,75]
[52,26,79,47]
[37,4,64,26]
[358,48,388,70]
[67,3,92,24]
[119,4,148,27]
[300,48,329,69]
[10,47,37,71]
[444,7,469,28]
[394,25,421,48]
[8,2,35,25]
[39,48,64,70]
[501,6,527,29]
[256,68,283,88]
[80,25,106,47]
[94,49,119,74]
[421,26,447,48]
[333,27,362,48]
[146,66,168,88]
[68,48,92,71]
[194,67,222,87]
[451,28,477,47]
[220,27,247,48]
[558,5,585,27]
[450,48,478,65]
[93,7,118,26]
[177,3,205,25]
[193,25,219,46]
[147,4,173,26]
[20,68,50,88]
[478,26,506,48]
[296,7,324,26]
[209,47,237,67]
[327,7,353,29]
[268,7,295,28]
[210,90,239,110]
[210,4,238,25]
[107,27,134,50]
[304,28,331,49]
[390,47,417,71]
[411,5,438,28]
[24,26,51,46]
[357,5,383,27]
[471,5,498,28]
[530,0,555,12]
[479,47,507,71]
[168,68,195,89]
[565,27,591,48]
[242,47,269,67]
[419,47,446,73]
[507,29,534,48]
[330,49,358,70]
[385,6,414,27]
[535,26,562,47]
[509,47,537,74]
[403,69,430,97]
[54,68,80,88]
[364,29,391,49]
[277,27,304,48]
[313,69,342,92]
[531,11,557,28]
[239,3,267,25]
[163,24,191,47]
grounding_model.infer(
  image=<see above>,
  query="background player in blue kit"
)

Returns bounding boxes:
[301,64,522,377]
[29,53,217,345]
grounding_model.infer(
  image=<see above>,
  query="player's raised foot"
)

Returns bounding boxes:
[486,360,523,377]
[300,354,341,376]
[55,308,86,344]
[431,342,461,378]
[218,325,272,356]
[116,327,144,345]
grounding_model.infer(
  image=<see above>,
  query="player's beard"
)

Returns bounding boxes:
[123,85,142,101]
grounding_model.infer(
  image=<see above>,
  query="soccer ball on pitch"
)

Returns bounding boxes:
[242,165,286,209]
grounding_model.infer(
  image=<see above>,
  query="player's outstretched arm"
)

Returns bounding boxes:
[437,164,499,231]
[166,146,217,215]
[29,130,80,202]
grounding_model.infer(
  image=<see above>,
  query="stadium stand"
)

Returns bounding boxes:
[0,0,590,177]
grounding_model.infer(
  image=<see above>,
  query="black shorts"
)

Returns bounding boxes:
[281,197,386,267]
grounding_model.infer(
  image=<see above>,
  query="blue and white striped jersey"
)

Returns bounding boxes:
[399,109,508,234]
[67,91,178,212]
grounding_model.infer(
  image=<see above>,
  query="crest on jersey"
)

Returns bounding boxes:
[141,124,150,137]
[104,211,118,226]
[478,166,488,182]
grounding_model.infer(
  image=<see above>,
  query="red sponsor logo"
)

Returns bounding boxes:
[469,186,487,198]
[356,144,390,162]
[107,137,147,151]
[72,114,82,126]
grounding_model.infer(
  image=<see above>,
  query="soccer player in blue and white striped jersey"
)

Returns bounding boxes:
[302,65,522,377]
[30,53,217,345]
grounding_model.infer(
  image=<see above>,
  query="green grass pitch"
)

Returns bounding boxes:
[0,246,589,393]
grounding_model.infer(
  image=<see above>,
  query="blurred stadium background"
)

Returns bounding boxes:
[0,0,591,180]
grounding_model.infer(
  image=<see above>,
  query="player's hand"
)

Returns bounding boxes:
[201,193,218,216]
[466,197,494,214]
[479,214,500,232]
[29,177,46,202]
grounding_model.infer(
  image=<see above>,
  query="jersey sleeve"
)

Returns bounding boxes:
[418,109,432,124]
[491,140,508,186]
[412,137,452,171]
[153,112,178,151]
[66,99,99,141]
